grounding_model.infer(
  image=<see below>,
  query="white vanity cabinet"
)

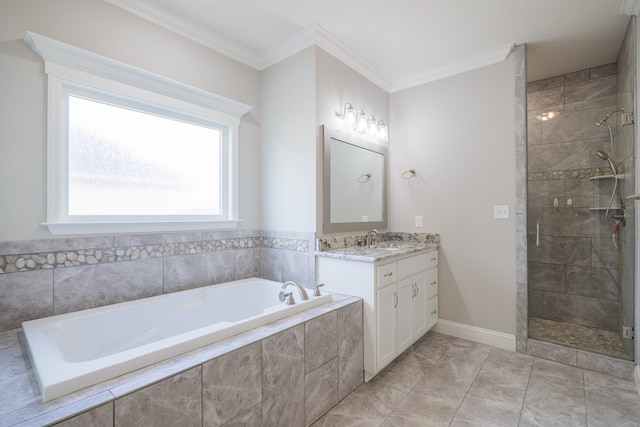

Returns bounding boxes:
[317,248,438,380]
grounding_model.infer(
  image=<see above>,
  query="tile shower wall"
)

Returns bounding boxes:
[0,229,316,332]
[527,63,623,333]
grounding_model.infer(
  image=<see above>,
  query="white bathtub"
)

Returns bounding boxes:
[22,278,332,402]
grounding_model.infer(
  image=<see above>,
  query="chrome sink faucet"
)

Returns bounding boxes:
[282,280,309,301]
[365,229,379,246]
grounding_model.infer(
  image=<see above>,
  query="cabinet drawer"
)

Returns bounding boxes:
[377,263,396,288]
[397,253,428,280]
[425,268,438,299]
[425,250,438,269]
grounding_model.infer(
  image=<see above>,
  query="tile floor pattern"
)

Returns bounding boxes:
[529,317,630,360]
[313,331,640,426]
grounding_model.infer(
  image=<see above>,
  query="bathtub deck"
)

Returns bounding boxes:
[0,293,360,427]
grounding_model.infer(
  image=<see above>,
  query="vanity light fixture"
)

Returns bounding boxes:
[535,111,560,121]
[339,102,389,141]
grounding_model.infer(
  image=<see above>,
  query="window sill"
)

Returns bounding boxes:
[42,220,243,236]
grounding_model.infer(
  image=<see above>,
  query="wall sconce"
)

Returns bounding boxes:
[339,102,389,142]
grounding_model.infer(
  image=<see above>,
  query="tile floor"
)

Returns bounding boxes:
[313,331,640,426]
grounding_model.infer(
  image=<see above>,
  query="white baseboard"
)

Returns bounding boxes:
[635,365,640,396]
[432,319,516,351]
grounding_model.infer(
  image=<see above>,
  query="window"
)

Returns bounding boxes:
[25,32,252,235]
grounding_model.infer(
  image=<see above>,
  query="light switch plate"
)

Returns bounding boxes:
[415,216,423,227]
[493,205,510,219]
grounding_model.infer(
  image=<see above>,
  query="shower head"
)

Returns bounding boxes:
[596,150,618,176]
[595,108,624,127]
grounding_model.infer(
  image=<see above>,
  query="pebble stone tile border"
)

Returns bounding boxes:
[528,166,623,181]
[0,236,308,274]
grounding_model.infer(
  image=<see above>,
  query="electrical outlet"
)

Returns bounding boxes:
[415,216,423,227]
[362,215,368,222]
[493,205,510,219]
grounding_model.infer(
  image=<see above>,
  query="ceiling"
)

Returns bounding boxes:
[106,0,636,91]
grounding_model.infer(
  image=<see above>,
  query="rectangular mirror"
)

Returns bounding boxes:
[323,125,387,234]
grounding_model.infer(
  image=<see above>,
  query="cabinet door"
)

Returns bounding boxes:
[396,278,413,354]
[412,273,428,339]
[376,285,397,370]
[426,295,438,331]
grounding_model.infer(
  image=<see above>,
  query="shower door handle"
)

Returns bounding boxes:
[536,223,540,247]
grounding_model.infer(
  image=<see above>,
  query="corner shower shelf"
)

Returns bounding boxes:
[627,194,640,200]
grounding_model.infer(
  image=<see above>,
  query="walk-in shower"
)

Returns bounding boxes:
[526,62,636,361]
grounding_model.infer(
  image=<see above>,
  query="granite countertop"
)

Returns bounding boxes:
[316,241,438,262]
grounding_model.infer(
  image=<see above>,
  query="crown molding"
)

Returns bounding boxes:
[103,0,511,93]
[261,25,392,91]
[391,43,515,92]
[621,0,640,15]
[102,0,262,69]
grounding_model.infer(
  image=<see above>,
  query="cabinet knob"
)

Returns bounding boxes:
[384,272,393,277]
[430,309,437,315]
[430,281,437,285]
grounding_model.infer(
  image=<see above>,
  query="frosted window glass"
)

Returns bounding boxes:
[68,96,221,216]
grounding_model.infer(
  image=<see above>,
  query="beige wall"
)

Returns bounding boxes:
[315,47,390,235]
[259,47,317,232]
[0,0,261,241]
[390,57,518,335]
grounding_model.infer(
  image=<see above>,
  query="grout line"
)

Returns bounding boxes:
[447,346,492,426]
[517,354,536,425]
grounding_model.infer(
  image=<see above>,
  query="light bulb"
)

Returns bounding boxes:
[343,103,355,126]
[378,120,388,141]
[355,109,367,133]
[368,115,377,136]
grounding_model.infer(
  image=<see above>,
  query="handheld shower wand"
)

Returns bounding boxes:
[596,150,619,176]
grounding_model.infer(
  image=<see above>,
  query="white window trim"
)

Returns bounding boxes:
[24,32,252,235]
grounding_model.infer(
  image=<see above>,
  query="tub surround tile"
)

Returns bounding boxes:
[114,232,203,246]
[53,258,163,314]
[261,325,305,427]
[203,342,262,427]
[305,312,337,373]
[0,269,53,331]
[221,403,262,426]
[51,403,113,427]
[0,294,363,427]
[233,248,260,280]
[0,236,115,257]
[258,248,282,282]
[281,249,311,286]
[163,251,235,293]
[336,301,363,400]
[305,358,338,426]
[115,367,202,427]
